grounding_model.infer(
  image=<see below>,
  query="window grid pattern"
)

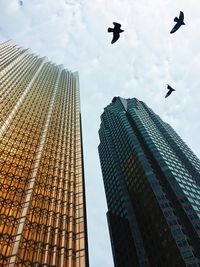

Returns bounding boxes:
[99,97,200,267]
[0,41,88,267]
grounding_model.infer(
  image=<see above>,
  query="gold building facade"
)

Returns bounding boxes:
[0,40,89,267]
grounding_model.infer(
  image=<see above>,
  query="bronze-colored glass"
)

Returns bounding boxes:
[0,40,89,267]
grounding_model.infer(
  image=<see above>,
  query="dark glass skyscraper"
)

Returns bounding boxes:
[98,97,200,267]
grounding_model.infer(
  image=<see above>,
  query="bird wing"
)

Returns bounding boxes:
[165,91,170,98]
[167,84,174,91]
[165,88,175,98]
[179,11,184,21]
[113,22,121,30]
[170,23,180,34]
[111,32,120,44]
[165,90,173,98]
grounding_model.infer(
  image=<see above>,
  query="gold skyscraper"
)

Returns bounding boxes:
[0,40,89,267]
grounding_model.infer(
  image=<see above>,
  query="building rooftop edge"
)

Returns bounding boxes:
[3,39,76,73]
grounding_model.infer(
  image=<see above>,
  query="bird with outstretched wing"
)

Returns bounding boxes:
[165,84,175,98]
[170,11,185,34]
[108,22,124,44]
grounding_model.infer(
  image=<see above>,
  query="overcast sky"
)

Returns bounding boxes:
[1,0,200,266]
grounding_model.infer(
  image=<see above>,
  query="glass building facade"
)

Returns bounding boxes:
[98,96,200,267]
[0,40,89,267]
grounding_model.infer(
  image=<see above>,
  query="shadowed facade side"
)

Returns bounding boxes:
[98,96,200,267]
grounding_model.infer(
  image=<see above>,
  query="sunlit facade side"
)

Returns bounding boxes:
[0,40,89,267]
[99,96,200,267]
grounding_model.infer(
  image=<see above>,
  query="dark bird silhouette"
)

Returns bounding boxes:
[108,22,124,44]
[19,0,23,6]
[170,11,185,34]
[165,84,175,98]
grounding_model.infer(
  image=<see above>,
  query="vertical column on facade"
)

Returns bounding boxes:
[65,72,74,267]
[50,69,67,267]
[0,42,28,72]
[8,65,62,267]
[0,58,46,136]
[56,72,69,267]
[54,71,67,267]
[74,72,86,267]
[0,51,39,103]
[0,47,28,78]
[67,73,75,267]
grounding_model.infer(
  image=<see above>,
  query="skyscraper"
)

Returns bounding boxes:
[0,40,89,267]
[98,96,200,267]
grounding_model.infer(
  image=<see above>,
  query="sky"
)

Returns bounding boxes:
[1,0,200,266]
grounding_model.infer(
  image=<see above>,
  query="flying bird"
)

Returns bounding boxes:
[108,22,124,44]
[165,84,175,98]
[170,11,185,34]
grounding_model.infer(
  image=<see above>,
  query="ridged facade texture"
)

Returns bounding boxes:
[0,40,89,267]
[98,96,200,267]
